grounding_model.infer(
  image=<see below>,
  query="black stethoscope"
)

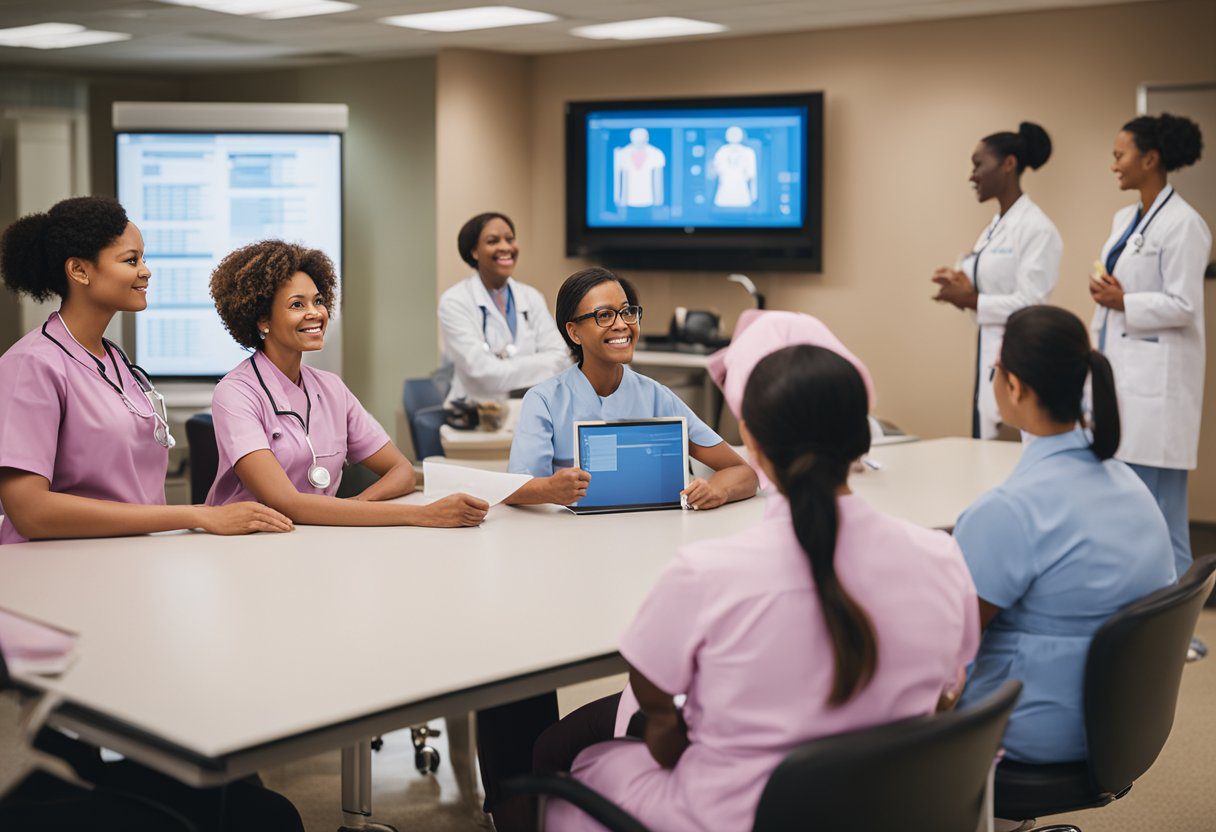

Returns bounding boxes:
[1128,188,1175,256]
[41,314,175,449]
[966,210,1010,293]
[249,352,331,490]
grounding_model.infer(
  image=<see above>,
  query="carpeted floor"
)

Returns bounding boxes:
[4,615,1214,831]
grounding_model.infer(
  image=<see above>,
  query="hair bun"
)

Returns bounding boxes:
[1155,113,1203,171]
[0,212,53,301]
[1017,121,1052,170]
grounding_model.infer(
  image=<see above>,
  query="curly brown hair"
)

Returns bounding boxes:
[210,240,338,350]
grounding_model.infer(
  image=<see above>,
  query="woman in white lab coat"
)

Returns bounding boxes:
[437,213,570,404]
[932,122,1063,438]
[1090,113,1210,583]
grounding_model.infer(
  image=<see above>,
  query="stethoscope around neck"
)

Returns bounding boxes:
[41,315,176,449]
[470,278,528,358]
[249,352,331,490]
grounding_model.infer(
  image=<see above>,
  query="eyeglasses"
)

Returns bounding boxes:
[989,362,1003,382]
[571,305,643,328]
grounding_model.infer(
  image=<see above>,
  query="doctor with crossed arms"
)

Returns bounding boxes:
[438,212,569,405]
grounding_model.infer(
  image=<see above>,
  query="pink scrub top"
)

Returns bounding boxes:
[0,313,169,545]
[547,494,979,832]
[206,354,390,506]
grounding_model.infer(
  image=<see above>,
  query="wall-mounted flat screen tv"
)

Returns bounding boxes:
[566,92,823,271]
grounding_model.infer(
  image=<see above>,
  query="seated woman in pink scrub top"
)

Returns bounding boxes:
[205,240,487,527]
[537,345,980,832]
[0,196,294,545]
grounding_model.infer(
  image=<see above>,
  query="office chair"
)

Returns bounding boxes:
[402,377,449,460]
[185,412,219,505]
[502,680,1022,832]
[994,554,1216,831]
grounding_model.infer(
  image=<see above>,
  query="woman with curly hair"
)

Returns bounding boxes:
[1090,113,1209,586]
[206,239,487,527]
[0,196,294,544]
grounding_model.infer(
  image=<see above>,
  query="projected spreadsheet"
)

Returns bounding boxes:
[117,132,341,377]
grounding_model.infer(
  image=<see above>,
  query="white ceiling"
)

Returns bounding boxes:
[0,0,1153,74]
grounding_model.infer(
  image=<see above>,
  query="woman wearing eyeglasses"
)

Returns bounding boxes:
[0,196,295,544]
[505,266,757,508]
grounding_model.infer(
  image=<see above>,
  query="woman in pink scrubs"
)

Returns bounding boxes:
[0,197,294,545]
[539,345,980,832]
[206,240,487,527]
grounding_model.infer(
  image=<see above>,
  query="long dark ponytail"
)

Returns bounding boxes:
[1001,306,1120,460]
[742,345,876,706]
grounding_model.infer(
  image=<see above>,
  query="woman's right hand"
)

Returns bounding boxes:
[198,502,295,535]
[421,493,490,527]
[547,468,592,505]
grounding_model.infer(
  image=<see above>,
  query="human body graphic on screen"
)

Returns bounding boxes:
[711,126,759,207]
[613,128,666,208]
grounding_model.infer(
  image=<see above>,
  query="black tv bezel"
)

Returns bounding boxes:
[565,92,823,272]
[113,129,345,381]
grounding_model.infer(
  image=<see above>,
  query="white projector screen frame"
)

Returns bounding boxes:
[113,101,347,378]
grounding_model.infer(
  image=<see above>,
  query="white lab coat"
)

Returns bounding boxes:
[1091,185,1211,470]
[962,194,1064,437]
[438,274,571,405]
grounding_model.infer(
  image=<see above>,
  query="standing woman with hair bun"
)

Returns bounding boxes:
[954,306,1174,766]
[1090,113,1210,589]
[932,122,1063,439]
[0,196,295,544]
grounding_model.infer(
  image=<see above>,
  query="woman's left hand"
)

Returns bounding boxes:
[1089,273,1125,311]
[682,478,727,511]
[931,269,978,310]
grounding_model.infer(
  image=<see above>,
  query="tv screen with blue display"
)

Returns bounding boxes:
[585,107,805,230]
[566,93,823,271]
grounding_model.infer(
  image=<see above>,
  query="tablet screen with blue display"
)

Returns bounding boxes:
[574,420,688,510]
[584,106,805,229]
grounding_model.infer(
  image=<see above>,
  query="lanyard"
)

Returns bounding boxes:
[969,211,1008,294]
[249,352,313,435]
[1107,188,1175,276]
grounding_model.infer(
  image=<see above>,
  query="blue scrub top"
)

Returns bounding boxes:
[954,428,1175,764]
[509,364,722,477]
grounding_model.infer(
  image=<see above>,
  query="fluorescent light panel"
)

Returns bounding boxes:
[157,0,357,18]
[0,22,131,50]
[571,17,726,41]
[381,6,558,32]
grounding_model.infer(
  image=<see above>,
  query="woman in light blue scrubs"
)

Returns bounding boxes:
[505,266,757,508]
[953,305,1174,765]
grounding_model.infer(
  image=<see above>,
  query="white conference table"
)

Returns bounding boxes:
[0,437,1022,827]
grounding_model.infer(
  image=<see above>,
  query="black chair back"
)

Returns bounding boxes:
[185,413,219,504]
[1083,554,1216,795]
[402,378,447,460]
[751,680,1021,832]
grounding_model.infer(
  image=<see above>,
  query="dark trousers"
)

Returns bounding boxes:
[0,731,304,832]
[477,691,622,832]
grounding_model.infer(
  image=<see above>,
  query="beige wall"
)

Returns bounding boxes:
[435,50,533,298]
[518,0,1216,519]
[181,57,438,430]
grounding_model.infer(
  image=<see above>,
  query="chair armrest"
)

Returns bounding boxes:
[500,773,652,832]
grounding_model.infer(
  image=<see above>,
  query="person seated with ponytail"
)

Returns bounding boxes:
[954,305,1175,765]
[531,345,979,832]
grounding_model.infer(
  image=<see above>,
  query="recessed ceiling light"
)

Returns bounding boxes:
[0,22,132,50]
[571,17,726,41]
[157,0,358,19]
[380,6,558,33]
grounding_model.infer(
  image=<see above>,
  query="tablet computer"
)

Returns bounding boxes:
[570,417,689,515]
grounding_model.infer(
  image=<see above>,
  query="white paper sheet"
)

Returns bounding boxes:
[422,461,532,506]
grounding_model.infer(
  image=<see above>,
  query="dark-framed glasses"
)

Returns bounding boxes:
[572,305,643,328]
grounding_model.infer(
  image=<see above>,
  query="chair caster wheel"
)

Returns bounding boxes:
[415,745,441,775]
